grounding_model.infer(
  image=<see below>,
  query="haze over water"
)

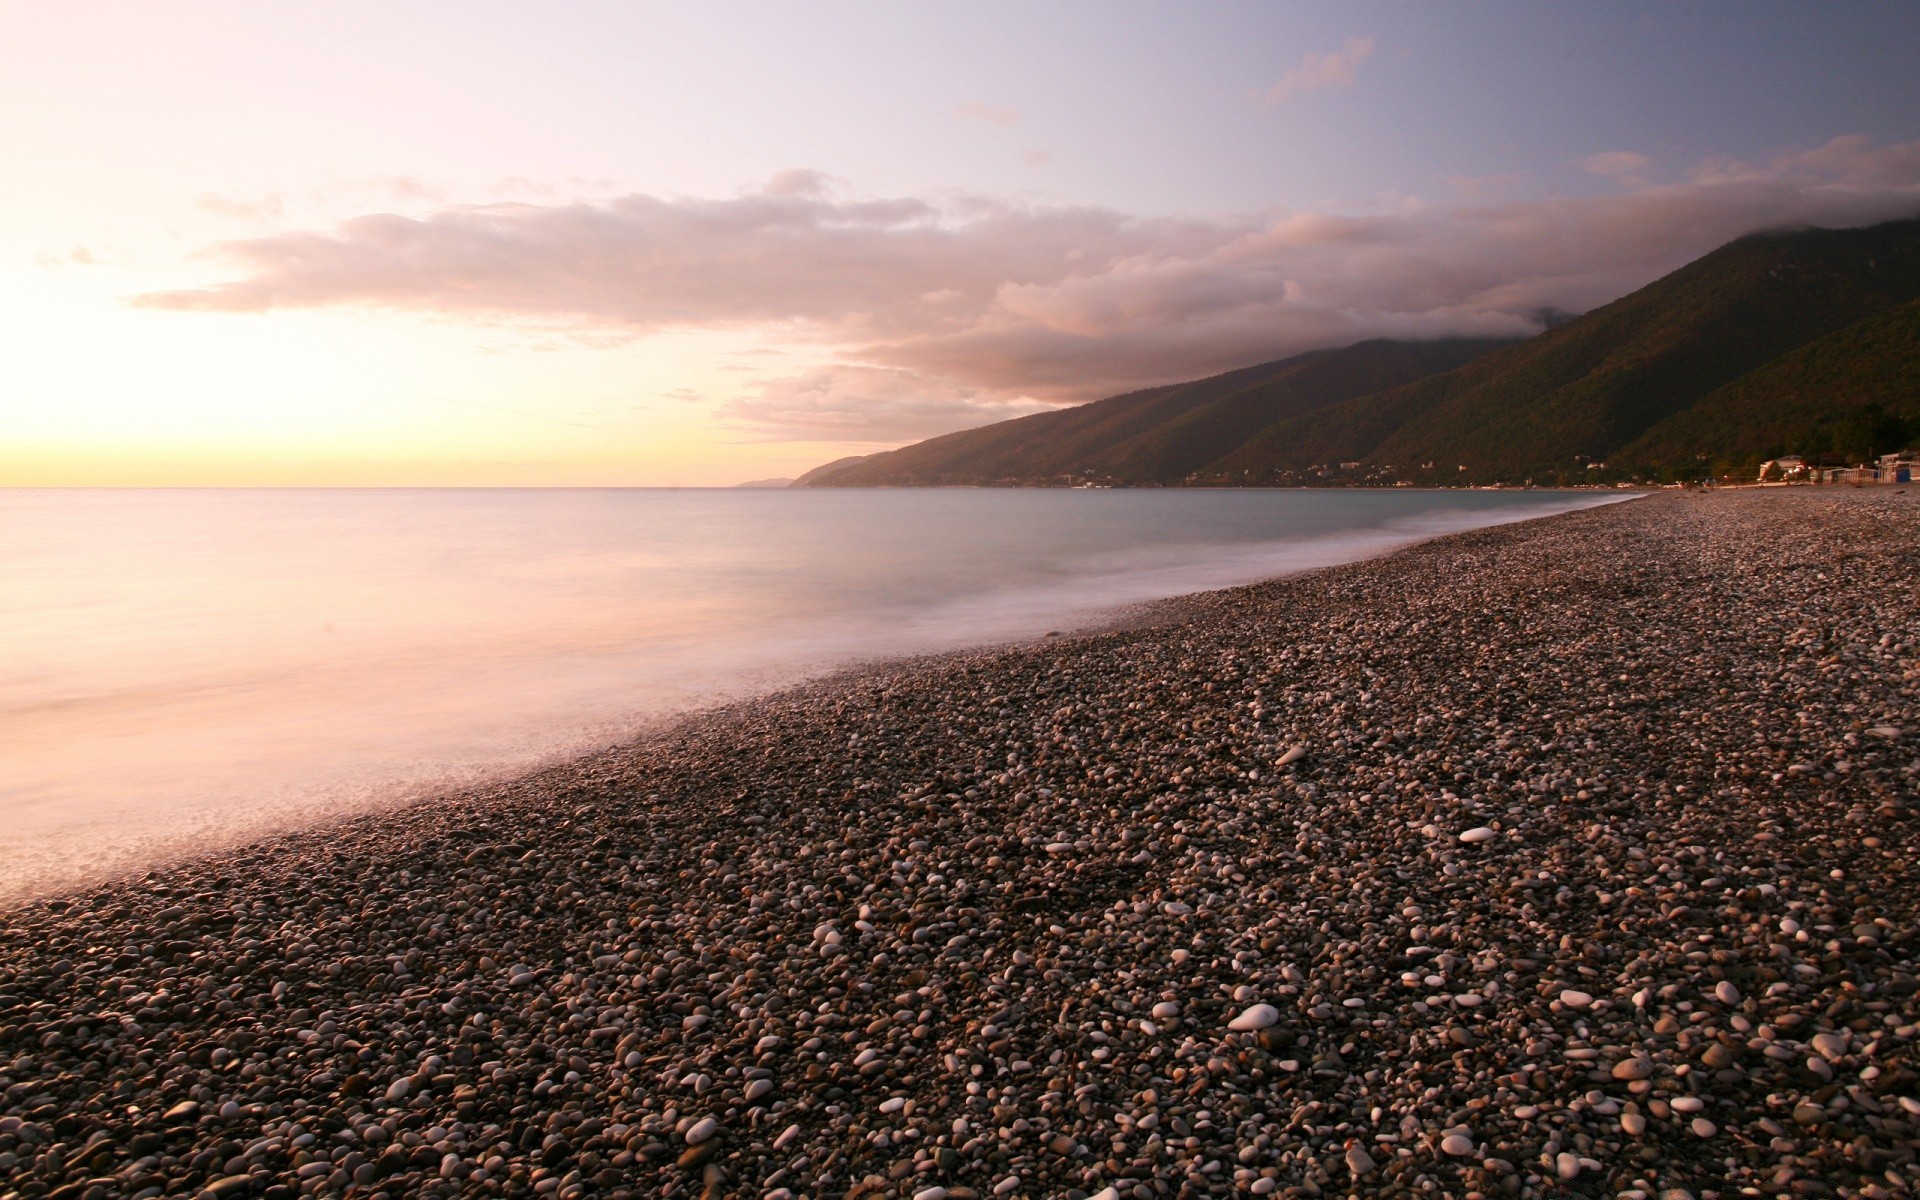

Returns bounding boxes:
[0,487,1625,900]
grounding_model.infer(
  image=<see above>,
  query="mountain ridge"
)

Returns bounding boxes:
[798,216,1920,486]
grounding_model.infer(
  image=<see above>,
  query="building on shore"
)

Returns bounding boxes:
[1880,451,1920,484]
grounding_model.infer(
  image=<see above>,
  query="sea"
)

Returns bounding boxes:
[0,487,1630,900]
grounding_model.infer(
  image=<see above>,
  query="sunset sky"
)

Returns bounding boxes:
[6,1,1920,486]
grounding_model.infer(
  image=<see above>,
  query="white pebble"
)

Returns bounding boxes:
[684,1117,718,1144]
[1227,1003,1280,1031]
[1558,989,1594,1009]
[1714,980,1741,1005]
[1440,1133,1475,1156]
[1458,827,1497,844]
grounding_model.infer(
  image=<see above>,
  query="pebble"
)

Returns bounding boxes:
[1344,1143,1375,1177]
[1458,826,1497,844]
[1611,1056,1653,1080]
[1811,1031,1848,1061]
[0,490,1914,1200]
[1226,1002,1280,1031]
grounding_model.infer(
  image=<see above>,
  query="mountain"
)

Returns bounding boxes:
[1338,218,1920,482]
[798,216,1920,487]
[792,455,877,486]
[731,477,796,488]
[801,338,1519,486]
[1613,297,1920,473]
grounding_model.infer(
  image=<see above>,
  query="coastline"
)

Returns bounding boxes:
[1,489,1915,1200]
[0,487,1626,909]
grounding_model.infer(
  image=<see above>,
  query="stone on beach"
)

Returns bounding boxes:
[1227,1002,1280,1031]
[1611,1056,1654,1080]
[1344,1143,1375,1178]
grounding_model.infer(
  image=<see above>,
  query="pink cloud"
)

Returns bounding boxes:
[1254,37,1376,108]
[133,138,1920,436]
[719,365,1055,442]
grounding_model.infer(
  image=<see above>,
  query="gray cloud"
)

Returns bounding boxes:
[135,138,1920,436]
[1580,151,1653,188]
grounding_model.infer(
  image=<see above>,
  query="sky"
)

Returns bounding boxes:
[4,1,1919,486]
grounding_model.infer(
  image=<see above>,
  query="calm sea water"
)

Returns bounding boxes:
[0,487,1628,899]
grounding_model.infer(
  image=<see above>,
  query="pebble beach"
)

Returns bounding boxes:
[1,488,1915,1200]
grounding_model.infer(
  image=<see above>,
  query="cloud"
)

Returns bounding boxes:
[35,245,102,269]
[1255,37,1375,108]
[133,137,1920,436]
[1582,151,1653,187]
[1691,134,1920,188]
[719,365,1055,442]
[1020,148,1053,168]
[955,102,1021,128]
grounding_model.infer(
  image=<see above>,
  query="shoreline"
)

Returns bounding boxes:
[1,489,1915,1200]
[0,489,1627,909]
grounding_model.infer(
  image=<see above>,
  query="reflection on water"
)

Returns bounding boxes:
[0,487,1627,898]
